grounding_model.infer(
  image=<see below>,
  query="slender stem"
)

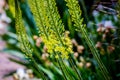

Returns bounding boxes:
[46,0,78,79]
[58,54,74,80]
[57,59,68,80]
[46,0,83,79]
[15,1,47,79]
[30,57,47,80]
[80,27,111,80]
[69,55,83,80]
[21,37,47,79]
[54,52,68,80]
[65,0,111,79]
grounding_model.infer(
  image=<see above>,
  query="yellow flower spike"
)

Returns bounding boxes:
[65,0,111,79]
[28,0,73,59]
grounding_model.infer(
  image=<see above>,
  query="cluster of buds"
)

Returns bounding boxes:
[71,39,84,58]
[33,31,73,60]
[97,21,115,41]
[77,56,92,69]
[96,21,115,54]
[33,35,51,66]
[13,69,40,80]
[71,39,91,69]
[41,48,51,66]
[33,35,43,47]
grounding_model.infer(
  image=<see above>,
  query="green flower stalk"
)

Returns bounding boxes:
[44,0,83,79]
[43,0,73,59]
[65,0,111,80]
[41,0,82,80]
[28,0,83,80]
[28,0,73,59]
[15,1,33,56]
[28,0,72,79]
[15,0,47,79]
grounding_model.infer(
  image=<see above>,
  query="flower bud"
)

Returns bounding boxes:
[74,52,79,58]
[36,37,42,47]
[42,53,49,61]
[27,69,34,79]
[13,74,19,80]
[77,45,84,53]
[95,41,102,48]
[107,45,115,53]
[97,27,105,33]
[78,62,84,68]
[102,34,106,40]
[71,39,78,46]
[86,62,91,68]
[33,35,38,40]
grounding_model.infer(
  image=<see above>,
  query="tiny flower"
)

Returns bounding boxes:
[79,56,85,63]
[71,39,78,46]
[36,37,42,47]
[65,31,70,37]
[86,62,91,68]
[97,26,105,33]
[102,33,106,40]
[26,69,34,79]
[105,28,110,34]
[43,45,48,53]
[104,21,114,28]
[33,35,38,40]
[78,62,84,68]
[74,52,79,58]
[77,45,84,53]
[26,69,33,74]
[16,68,26,80]
[95,41,102,48]
[13,73,19,80]
[107,45,115,53]
[41,53,49,61]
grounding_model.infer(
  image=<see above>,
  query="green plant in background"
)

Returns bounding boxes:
[15,0,47,79]
[65,0,111,80]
